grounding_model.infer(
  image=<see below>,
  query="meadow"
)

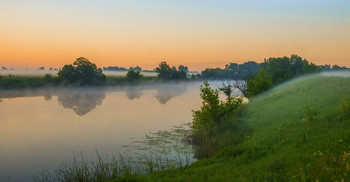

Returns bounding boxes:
[133,73,350,181]
[32,73,350,181]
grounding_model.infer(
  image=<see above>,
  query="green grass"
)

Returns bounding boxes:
[32,73,350,181]
[127,73,350,181]
[0,75,61,89]
[0,75,158,89]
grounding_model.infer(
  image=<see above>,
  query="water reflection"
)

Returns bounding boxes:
[57,89,106,116]
[44,93,52,101]
[0,81,226,181]
[125,87,143,100]
[154,84,187,104]
[0,83,191,115]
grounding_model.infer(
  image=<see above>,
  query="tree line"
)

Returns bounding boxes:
[56,55,347,89]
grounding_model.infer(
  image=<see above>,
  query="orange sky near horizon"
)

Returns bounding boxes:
[0,0,349,71]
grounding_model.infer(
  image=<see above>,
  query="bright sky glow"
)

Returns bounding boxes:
[0,0,349,70]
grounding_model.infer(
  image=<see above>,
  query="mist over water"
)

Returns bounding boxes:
[0,81,236,182]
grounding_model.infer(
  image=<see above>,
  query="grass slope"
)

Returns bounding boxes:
[122,74,350,182]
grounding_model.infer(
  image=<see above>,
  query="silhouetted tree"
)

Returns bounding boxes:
[239,61,260,79]
[202,61,259,80]
[219,82,234,99]
[220,80,248,98]
[178,65,189,72]
[58,57,106,85]
[154,62,172,80]
[201,68,231,80]
[126,70,143,82]
[58,64,76,83]
[318,64,331,71]
[133,66,142,72]
[332,65,350,70]
[154,62,187,80]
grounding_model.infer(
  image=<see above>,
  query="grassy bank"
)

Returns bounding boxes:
[0,75,60,89]
[33,73,350,181]
[132,74,350,181]
[0,75,158,89]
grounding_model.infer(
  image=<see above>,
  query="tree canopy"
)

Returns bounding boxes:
[154,62,187,80]
[246,55,318,97]
[246,69,273,97]
[261,54,318,84]
[126,70,143,82]
[201,61,259,80]
[58,57,106,85]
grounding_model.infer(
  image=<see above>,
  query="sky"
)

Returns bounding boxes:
[0,0,349,71]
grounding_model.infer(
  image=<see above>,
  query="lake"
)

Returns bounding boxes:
[0,81,235,182]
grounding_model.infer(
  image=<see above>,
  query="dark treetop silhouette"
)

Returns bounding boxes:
[58,57,106,85]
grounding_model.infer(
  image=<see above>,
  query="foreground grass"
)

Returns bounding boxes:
[132,74,350,181]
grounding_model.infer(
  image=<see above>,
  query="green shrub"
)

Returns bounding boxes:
[126,70,143,82]
[246,69,273,97]
[44,74,52,82]
[191,81,247,158]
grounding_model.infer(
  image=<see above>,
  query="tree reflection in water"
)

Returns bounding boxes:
[154,83,187,104]
[125,87,143,100]
[57,89,106,116]
[0,82,190,114]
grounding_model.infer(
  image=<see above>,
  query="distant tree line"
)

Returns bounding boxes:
[103,66,142,72]
[201,61,260,80]
[318,64,350,71]
[4,55,347,88]
[200,57,350,82]
[214,55,320,98]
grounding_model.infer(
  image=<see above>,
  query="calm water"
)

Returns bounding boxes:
[0,81,233,182]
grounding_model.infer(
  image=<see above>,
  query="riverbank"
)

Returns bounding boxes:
[138,74,350,181]
[0,75,161,89]
[32,73,350,181]
[112,74,350,181]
